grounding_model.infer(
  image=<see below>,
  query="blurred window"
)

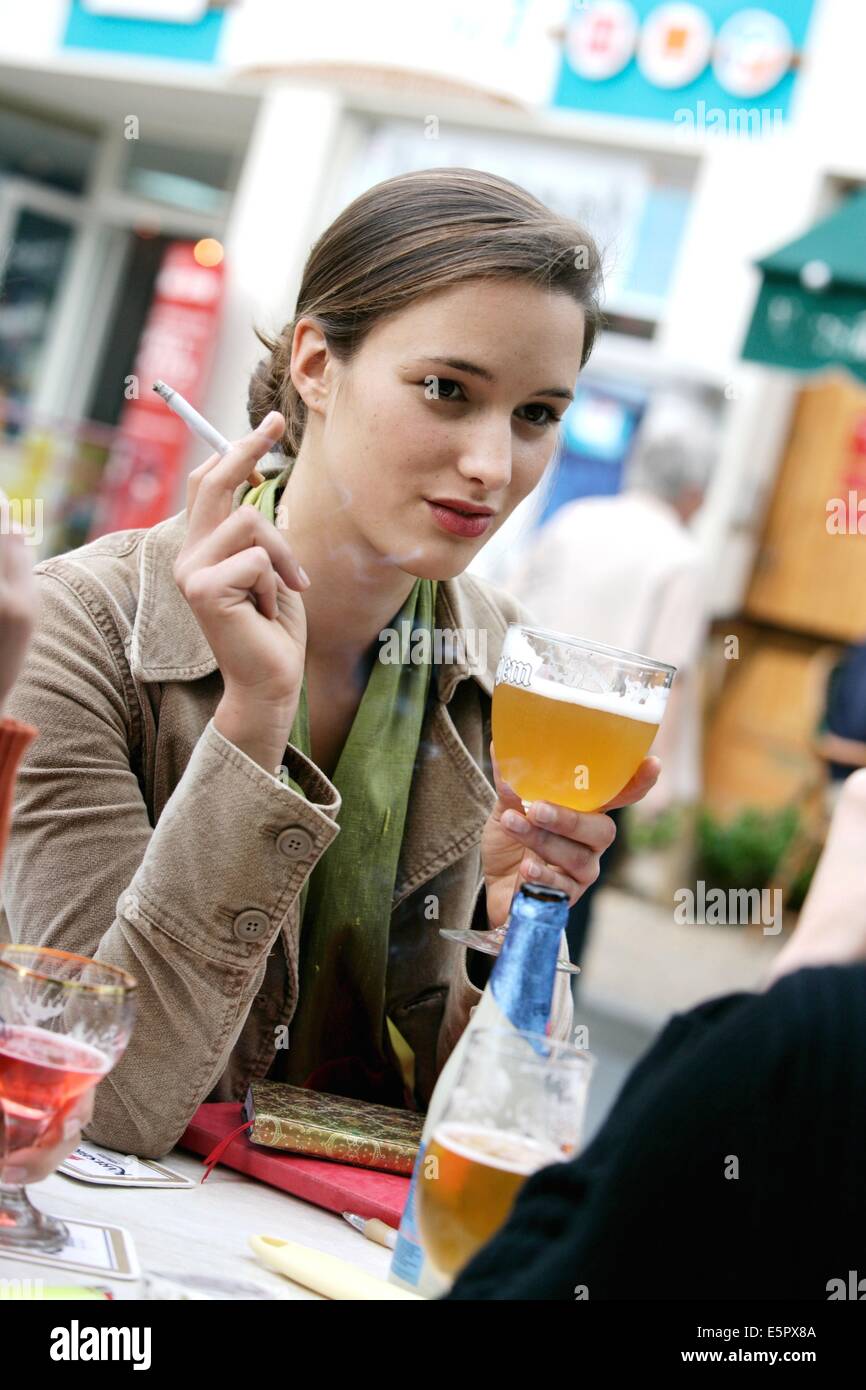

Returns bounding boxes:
[122,138,233,214]
[0,107,96,195]
[0,210,75,437]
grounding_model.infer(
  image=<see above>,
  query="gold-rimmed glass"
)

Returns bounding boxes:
[0,945,137,1253]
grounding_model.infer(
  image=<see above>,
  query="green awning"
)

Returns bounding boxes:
[741,190,866,381]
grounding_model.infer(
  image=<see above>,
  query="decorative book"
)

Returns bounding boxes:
[179,1103,410,1225]
[242,1082,424,1176]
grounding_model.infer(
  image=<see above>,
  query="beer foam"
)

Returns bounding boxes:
[434,1123,561,1175]
[503,630,670,724]
[528,674,668,725]
[506,628,543,674]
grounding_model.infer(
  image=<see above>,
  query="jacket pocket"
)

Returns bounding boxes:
[389,986,448,1110]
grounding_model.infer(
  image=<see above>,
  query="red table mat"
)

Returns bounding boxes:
[179,1102,410,1227]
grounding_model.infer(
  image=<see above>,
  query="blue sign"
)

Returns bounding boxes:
[63,1,225,63]
[552,0,817,123]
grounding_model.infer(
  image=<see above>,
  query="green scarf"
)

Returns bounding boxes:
[239,462,437,1106]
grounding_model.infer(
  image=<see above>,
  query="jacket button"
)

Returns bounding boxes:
[232,910,270,942]
[276,826,314,860]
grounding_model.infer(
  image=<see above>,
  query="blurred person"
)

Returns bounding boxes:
[814,635,866,810]
[446,763,866,1301]
[497,388,716,966]
[0,490,94,1185]
[0,170,661,1159]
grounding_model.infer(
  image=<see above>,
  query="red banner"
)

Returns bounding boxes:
[88,240,224,538]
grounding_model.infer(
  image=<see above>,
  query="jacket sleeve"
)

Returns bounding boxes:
[436,880,574,1074]
[0,568,342,1158]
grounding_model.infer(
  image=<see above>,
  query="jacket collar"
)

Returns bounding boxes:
[129,469,501,704]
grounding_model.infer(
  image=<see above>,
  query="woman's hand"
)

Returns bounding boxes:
[173,413,310,764]
[0,486,38,719]
[481,743,662,930]
[0,1088,94,1186]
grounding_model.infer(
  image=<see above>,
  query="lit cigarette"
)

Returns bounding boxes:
[152,380,264,487]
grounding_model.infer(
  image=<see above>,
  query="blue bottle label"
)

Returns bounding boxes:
[389,1140,426,1284]
[490,893,566,1045]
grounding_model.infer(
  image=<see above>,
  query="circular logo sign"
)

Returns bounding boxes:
[637,3,714,89]
[713,9,793,98]
[565,0,640,82]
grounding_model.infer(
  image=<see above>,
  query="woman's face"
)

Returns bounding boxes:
[296,278,587,580]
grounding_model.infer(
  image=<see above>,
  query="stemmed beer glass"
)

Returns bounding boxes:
[0,945,137,1252]
[416,1025,595,1290]
[441,623,676,967]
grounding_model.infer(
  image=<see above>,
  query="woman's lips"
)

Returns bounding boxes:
[426,501,493,538]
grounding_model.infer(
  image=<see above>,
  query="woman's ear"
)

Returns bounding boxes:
[290,316,331,419]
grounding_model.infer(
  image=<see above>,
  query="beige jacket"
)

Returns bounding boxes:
[0,472,572,1158]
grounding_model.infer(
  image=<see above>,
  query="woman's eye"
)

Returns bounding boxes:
[425,377,465,402]
[419,380,561,427]
[517,403,563,428]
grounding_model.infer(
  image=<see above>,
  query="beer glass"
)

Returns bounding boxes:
[416,1026,595,1288]
[0,945,137,1252]
[441,623,675,965]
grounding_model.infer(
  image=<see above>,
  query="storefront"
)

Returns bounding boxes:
[0,0,856,620]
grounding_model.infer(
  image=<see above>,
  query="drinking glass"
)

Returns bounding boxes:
[0,945,137,1252]
[441,623,675,965]
[416,1025,595,1289]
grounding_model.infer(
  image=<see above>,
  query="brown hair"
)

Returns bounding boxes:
[248,166,604,456]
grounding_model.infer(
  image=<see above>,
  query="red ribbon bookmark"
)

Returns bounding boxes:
[200,1118,252,1183]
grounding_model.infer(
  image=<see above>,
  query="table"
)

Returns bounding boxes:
[0,1149,393,1300]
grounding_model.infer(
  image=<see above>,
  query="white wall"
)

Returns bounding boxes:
[0,0,68,63]
[198,84,344,457]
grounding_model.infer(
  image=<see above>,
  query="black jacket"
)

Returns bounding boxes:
[446,964,866,1300]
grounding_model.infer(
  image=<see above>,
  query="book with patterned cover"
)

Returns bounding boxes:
[242,1082,423,1175]
[178,1103,409,1224]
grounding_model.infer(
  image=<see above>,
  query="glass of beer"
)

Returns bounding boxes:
[416,1026,595,1288]
[441,623,675,965]
[0,945,137,1253]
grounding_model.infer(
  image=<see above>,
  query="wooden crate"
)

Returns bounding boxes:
[745,374,866,642]
[702,621,839,817]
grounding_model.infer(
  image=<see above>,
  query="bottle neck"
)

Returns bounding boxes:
[490,902,565,1037]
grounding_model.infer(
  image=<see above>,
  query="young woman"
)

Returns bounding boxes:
[1,168,658,1159]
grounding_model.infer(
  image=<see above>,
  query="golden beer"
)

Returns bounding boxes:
[493,680,662,812]
[416,1122,559,1280]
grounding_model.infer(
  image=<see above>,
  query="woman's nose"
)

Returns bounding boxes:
[455,420,513,491]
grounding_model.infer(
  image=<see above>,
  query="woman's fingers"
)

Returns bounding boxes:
[0,524,39,714]
[183,548,280,623]
[599,756,661,811]
[490,741,524,813]
[524,800,617,854]
[185,451,221,515]
[498,800,613,886]
[176,506,308,594]
[517,853,585,905]
[184,412,285,547]
[187,453,266,516]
